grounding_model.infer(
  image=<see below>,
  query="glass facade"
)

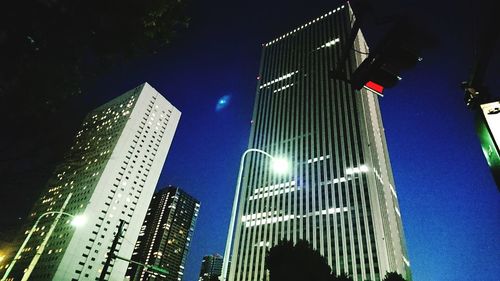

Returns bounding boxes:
[226,5,411,281]
[126,186,200,281]
[198,254,223,281]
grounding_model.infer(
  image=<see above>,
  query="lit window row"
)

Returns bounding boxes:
[264,5,345,46]
[255,241,270,247]
[316,38,340,50]
[241,211,276,222]
[345,164,369,175]
[312,206,349,216]
[307,155,330,164]
[259,71,298,89]
[242,207,349,227]
[244,214,295,227]
[248,186,296,200]
[273,83,294,93]
[253,180,296,194]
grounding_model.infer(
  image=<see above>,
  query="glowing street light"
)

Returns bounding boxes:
[70,214,87,227]
[221,148,290,281]
[271,157,290,175]
[1,193,86,281]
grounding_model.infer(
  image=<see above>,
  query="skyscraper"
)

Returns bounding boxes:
[198,254,223,281]
[2,83,180,281]
[224,4,411,281]
[126,186,200,281]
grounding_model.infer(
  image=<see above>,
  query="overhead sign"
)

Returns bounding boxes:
[477,101,500,190]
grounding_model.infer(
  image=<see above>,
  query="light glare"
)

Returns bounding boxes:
[271,158,289,174]
[71,215,86,227]
[360,165,369,172]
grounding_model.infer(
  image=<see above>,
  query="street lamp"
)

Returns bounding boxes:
[70,214,87,227]
[1,193,85,281]
[221,148,290,281]
[270,157,289,175]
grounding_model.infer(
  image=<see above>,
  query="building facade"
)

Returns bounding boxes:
[225,4,411,281]
[198,254,223,281]
[126,186,200,281]
[3,83,180,280]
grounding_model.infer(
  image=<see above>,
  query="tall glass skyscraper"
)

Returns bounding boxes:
[198,254,223,281]
[2,83,180,281]
[126,186,200,281]
[225,4,411,281]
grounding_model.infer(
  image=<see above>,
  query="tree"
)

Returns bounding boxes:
[265,240,332,281]
[382,272,406,281]
[0,0,189,113]
[331,272,354,281]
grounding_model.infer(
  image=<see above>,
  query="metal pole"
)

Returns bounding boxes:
[99,220,125,281]
[1,194,74,281]
[1,217,43,280]
[221,149,274,281]
[21,193,73,281]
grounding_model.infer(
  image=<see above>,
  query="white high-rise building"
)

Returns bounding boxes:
[4,83,180,280]
[224,4,411,281]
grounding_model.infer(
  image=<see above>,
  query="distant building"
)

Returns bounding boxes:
[223,4,411,281]
[1,83,181,281]
[126,186,200,281]
[198,254,223,281]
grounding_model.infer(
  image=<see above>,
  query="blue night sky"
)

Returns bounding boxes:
[85,1,500,280]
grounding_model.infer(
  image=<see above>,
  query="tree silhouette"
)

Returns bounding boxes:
[265,240,332,281]
[331,272,354,281]
[382,272,406,281]
[0,0,189,113]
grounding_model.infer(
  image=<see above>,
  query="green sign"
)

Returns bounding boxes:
[477,102,500,190]
[149,265,168,275]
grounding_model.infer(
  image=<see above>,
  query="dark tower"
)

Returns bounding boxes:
[126,186,200,281]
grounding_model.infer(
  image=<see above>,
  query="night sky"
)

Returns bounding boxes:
[4,0,500,280]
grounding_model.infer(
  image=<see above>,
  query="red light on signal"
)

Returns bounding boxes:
[364,81,384,96]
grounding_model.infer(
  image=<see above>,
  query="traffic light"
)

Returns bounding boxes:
[351,20,426,95]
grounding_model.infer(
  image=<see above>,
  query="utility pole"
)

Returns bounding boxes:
[98,220,125,281]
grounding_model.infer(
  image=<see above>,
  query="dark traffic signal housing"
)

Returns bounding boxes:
[350,22,424,95]
[350,20,427,96]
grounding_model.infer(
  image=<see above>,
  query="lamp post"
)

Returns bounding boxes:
[1,193,86,281]
[221,148,289,281]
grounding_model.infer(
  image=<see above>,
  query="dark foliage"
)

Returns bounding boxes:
[331,272,354,281]
[263,240,408,281]
[0,0,188,114]
[382,272,406,281]
[265,240,332,281]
